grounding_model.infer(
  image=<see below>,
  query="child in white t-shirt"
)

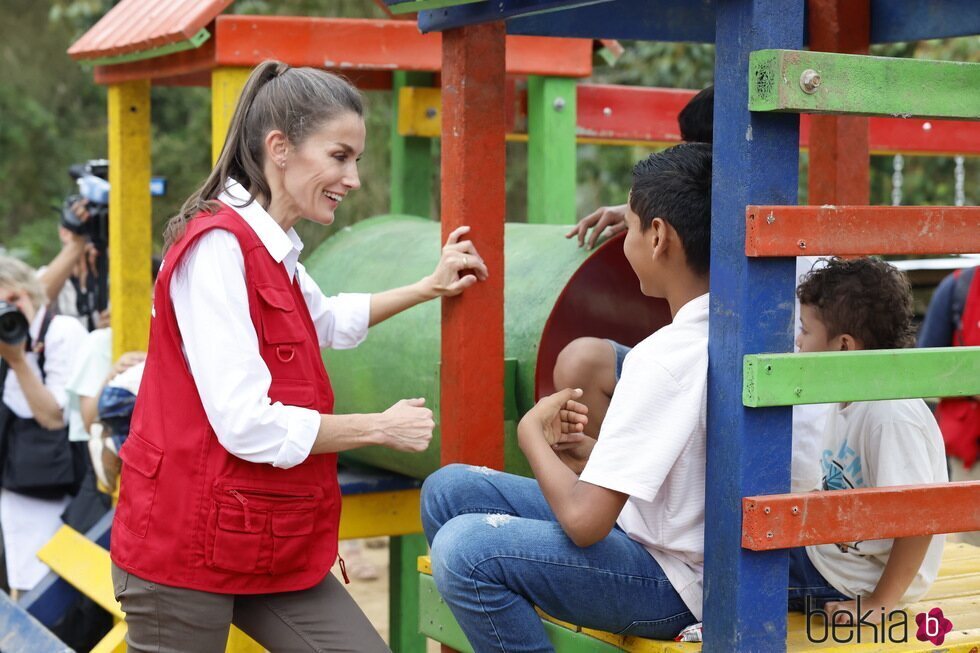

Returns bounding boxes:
[791,257,948,619]
[421,143,713,650]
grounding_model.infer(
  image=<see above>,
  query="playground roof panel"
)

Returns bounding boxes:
[68,0,233,61]
[89,16,592,86]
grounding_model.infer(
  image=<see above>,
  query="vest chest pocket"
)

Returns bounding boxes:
[255,285,308,363]
[116,433,163,538]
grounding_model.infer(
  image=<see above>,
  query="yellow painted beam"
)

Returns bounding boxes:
[107,80,152,360]
[37,525,122,618]
[398,86,442,138]
[340,489,422,540]
[212,67,252,164]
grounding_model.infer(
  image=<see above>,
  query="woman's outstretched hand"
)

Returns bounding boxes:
[423,226,489,298]
[378,398,435,452]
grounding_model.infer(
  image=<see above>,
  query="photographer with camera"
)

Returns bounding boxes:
[0,255,87,598]
[37,161,111,332]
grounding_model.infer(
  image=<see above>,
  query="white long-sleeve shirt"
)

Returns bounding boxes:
[167,180,370,469]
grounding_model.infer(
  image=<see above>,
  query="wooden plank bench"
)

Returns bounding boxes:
[418,542,980,652]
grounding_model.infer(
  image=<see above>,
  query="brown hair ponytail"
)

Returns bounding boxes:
[163,61,363,251]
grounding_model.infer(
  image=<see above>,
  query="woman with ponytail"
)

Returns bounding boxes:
[110,61,487,652]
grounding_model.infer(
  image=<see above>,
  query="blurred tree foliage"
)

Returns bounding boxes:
[0,1,975,268]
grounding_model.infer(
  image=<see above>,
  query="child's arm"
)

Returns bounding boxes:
[825,534,933,620]
[518,389,627,547]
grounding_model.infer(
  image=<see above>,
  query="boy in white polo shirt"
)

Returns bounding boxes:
[421,143,712,651]
[790,257,948,620]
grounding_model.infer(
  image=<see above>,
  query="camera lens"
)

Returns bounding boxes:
[0,301,29,345]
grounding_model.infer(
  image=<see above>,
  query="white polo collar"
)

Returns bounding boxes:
[217,179,305,267]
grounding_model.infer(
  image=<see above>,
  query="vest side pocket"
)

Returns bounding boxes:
[270,507,318,574]
[207,481,324,575]
[206,500,270,574]
[116,432,164,538]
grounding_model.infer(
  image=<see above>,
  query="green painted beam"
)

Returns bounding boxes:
[743,347,980,407]
[419,572,472,652]
[527,76,578,225]
[418,573,623,652]
[390,71,434,217]
[84,28,210,66]
[389,0,485,15]
[390,534,428,653]
[748,49,980,121]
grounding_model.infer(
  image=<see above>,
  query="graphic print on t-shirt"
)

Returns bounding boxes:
[821,439,864,553]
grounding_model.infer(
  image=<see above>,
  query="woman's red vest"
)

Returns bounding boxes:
[110,204,341,594]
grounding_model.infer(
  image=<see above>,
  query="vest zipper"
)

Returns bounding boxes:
[229,489,252,530]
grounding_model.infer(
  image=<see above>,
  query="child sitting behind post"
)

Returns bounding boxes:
[421,143,712,650]
[790,257,948,621]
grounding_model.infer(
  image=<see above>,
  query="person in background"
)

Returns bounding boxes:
[555,84,824,493]
[0,255,87,598]
[423,144,713,650]
[792,257,947,621]
[38,203,106,331]
[917,264,979,546]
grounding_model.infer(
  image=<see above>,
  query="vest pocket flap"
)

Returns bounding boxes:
[268,380,316,408]
[255,285,296,312]
[119,433,163,479]
[217,504,267,533]
[272,510,316,537]
[257,286,306,345]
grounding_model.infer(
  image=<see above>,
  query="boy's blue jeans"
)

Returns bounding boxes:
[421,464,697,653]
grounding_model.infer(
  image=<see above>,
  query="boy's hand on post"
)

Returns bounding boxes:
[565,204,628,249]
[520,388,589,448]
[379,398,435,452]
[423,226,489,298]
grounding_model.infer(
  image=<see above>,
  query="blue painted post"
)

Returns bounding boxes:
[703,1,803,651]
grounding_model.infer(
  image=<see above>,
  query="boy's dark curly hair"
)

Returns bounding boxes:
[797,257,915,350]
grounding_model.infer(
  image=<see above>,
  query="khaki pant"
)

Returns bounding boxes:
[111,563,390,653]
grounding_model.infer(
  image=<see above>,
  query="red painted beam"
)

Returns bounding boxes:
[807,0,871,205]
[566,85,980,155]
[745,205,980,257]
[742,482,980,550]
[214,16,591,78]
[576,84,691,142]
[439,23,506,470]
[864,116,980,156]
